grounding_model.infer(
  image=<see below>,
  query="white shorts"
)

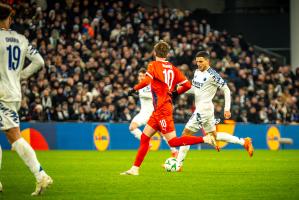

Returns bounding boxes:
[0,101,20,131]
[185,110,216,133]
[131,111,152,126]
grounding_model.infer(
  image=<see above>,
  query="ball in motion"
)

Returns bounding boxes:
[164,157,178,172]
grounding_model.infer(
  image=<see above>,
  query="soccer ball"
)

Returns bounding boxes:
[164,157,178,172]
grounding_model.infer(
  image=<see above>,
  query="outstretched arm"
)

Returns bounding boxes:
[133,75,152,91]
[176,80,192,95]
[172,80,192,100]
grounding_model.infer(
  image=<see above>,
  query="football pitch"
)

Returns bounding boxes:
[0,150,299,200]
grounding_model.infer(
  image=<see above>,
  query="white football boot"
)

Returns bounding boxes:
[31,175,53,196]
[203,134,218,148]
[120,167,139,176]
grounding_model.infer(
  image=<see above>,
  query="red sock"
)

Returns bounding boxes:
[134,133,151,167]
[168,136,204,147]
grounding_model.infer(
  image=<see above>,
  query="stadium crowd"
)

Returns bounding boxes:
[10,0,299,124]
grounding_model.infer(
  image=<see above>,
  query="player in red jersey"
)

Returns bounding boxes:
[121,41,217,175]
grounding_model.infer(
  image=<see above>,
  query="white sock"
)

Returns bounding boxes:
[0,145,2,170]
[216,132,245,146]
[11,138,45,181]
[162,137,177,152]
[130,128,142,140]
[176,145,190,167]
[170,147,177,153]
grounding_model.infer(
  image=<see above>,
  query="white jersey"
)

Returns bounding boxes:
[0,28,44,102]
[138,85,154,114]
[189,67,231,113]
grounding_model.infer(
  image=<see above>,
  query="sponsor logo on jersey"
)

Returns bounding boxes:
[192,72,209,89]
[21,128,49,150]
[192,79,204,89]
[94,125,110,151]
[267,126,280,150]
[150,132,161,151]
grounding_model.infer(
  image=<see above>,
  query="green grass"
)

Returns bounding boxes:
[1,150,299,200]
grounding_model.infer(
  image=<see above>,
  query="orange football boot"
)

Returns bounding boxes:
[244,137,254,157]
[176,165,183,172]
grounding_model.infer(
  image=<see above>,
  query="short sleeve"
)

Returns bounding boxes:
[208,68,226,88]
[212,74,226,88]
[146,62,154,79]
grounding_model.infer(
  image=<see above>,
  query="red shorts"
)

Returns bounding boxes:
[147,109,175,134]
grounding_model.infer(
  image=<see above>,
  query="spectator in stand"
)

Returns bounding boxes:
[8,0,298,124]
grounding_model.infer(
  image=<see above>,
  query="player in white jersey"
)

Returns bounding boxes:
[174,51,254,171]
[0,3,52,195]
[129,68,178,157]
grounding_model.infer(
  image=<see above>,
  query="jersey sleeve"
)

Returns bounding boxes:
[211,72,226,88]
[174,67,191,94]
[133,75,151,91]
[21,39,44,79]
[146,62,155,79]
[174,67,188,86]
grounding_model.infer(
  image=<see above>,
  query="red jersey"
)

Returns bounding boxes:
[133,60,191,133]
[135,61,188,110]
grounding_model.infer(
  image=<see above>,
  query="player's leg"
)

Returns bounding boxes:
[133,124,156,167]
[129,121,142,139]
[161,116,215,147]
[129,113,143,140]
[156,108,216,147]
[162,136,178,157]
[214,131,254,157]
[129,112,156,150]
[5,127,45,180]
[175,112,218,171]
[121,124,157,175]
[1,101,52,195]
[176,128,196,170]
[4,127,53,195]
[207,117,254,156]
[163,131,214,147]
[158,112,216,147]
[215,131,245,145]
[175,110,215,149]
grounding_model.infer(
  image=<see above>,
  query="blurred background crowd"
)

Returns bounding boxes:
[11,0,299,124]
